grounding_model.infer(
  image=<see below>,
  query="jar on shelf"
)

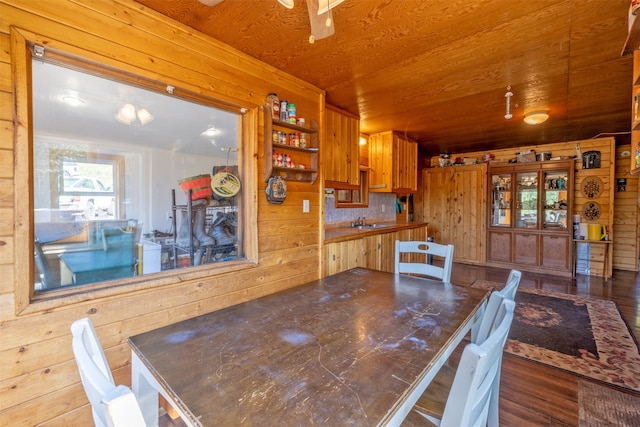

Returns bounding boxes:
[266,93,279,119]
[279,100,288,122]
[287,103,296,124]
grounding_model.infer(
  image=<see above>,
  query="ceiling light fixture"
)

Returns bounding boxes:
[201,127,218,137]
[115,103,154,126]
[62,96,85,107]
[524,110,549,125]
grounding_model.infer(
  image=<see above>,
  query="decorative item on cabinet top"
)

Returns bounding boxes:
[263,104,319,184]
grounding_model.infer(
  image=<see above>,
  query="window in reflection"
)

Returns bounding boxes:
[31,48,246,291]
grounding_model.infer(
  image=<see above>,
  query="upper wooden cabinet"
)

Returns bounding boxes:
[323,105,360,188]
[368,131,418,193]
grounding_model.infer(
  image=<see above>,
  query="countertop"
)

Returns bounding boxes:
[324,221,428,244]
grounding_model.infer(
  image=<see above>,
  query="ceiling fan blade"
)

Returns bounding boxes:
[317,0,344,15]
[197,0,225,6]
[306,0,334,42]
[277,0,295,9]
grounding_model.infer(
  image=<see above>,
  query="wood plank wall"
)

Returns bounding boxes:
[422,138,638,272]
[614,144,640,271]
[0,1,323,424]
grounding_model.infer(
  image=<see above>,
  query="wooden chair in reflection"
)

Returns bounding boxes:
[34,239,56,289]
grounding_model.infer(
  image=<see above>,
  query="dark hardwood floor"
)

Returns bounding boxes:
[160,264,639,426]
[451,263,640,426]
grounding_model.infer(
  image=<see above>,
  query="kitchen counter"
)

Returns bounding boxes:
[324,221,428,244]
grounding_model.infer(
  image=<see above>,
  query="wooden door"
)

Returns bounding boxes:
[392,134,418,192]
[369,131,393,192]
[323,239,365,276]
[513,233,538,265]
[421,165,487,265]
[540,234,570,270]
[379,232,397,273]
[364,234,382,270]
[488,231,511,263]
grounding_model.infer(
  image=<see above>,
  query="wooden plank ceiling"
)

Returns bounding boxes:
[137,0,633,157]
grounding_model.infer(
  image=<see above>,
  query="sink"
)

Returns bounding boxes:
[353,224,390,229]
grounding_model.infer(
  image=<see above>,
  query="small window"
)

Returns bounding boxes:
[29,45,253,293]
[336,169,369,208]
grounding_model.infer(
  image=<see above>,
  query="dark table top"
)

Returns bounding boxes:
[129,268,488,426]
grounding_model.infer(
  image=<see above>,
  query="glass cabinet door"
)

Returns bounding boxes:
[515,171,538,228]
[543,170,569,229]
[490,173,512,226]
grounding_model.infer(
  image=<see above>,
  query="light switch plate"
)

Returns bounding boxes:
[303,199,310,213]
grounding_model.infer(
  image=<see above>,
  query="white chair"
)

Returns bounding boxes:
[411,270,521,427]
[71,318,146,427]
[395,240,454,283]
[408,299,516,427]
[474,269,521,343]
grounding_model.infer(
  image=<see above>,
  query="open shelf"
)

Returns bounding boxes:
[264,105,319,183]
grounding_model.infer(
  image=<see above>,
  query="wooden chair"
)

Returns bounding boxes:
[395,240,454,283]
[70,318,145,427]
[404,299,516,427]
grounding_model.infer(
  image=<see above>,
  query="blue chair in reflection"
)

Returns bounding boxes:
[59,227,136,285]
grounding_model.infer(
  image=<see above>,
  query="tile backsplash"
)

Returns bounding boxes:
[325,193,398,225]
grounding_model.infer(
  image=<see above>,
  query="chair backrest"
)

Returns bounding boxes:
[101,227,134,252]
[71,317,116,427]
[395,240,454,283]
[501,269,522,301]
[34,239,55,289]
[474,269,521,344]
[440,299,515,427]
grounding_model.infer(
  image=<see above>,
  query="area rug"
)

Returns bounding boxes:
[578,380,640,426]
[471,280,640,393]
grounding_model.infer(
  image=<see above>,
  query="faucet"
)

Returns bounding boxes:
[353,217,366,227]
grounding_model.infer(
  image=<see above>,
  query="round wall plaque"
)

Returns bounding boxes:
[582,201,602,220]
[581,176,603,198]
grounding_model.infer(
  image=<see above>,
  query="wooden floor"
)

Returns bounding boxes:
[160,264,640,426]
[451,264,640,427]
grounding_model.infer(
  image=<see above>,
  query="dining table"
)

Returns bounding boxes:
[128,268,489,426]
